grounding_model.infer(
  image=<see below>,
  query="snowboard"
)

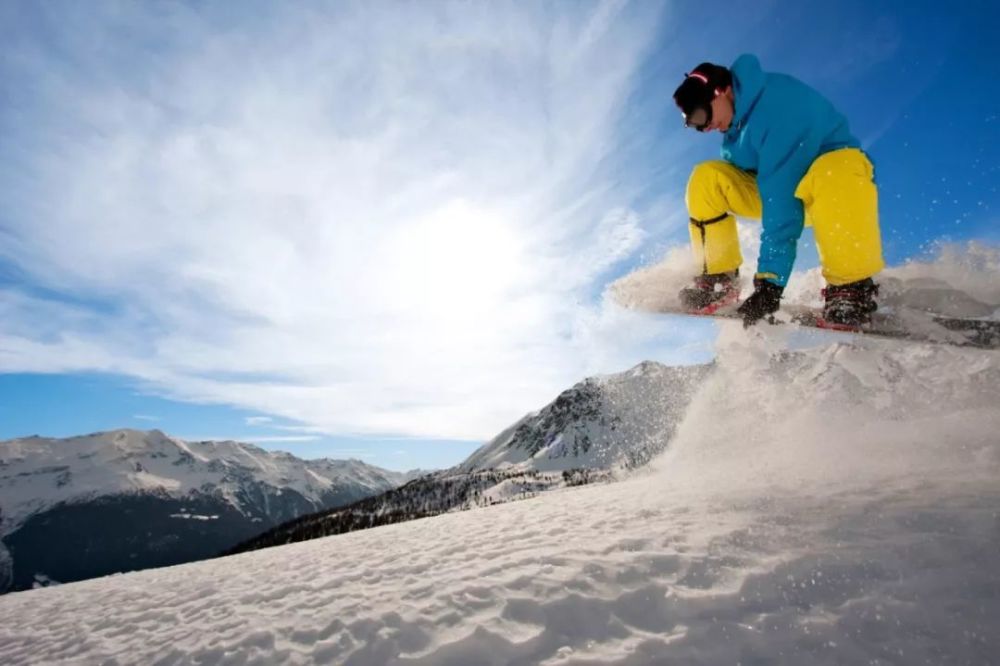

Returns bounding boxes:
[656,302,1000,350]
[610,258,1000,350]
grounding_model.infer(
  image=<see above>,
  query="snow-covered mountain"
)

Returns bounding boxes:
[1,327,997,665]
[226,361,710,554]
[0,429,417,593]
[459,362,711,472]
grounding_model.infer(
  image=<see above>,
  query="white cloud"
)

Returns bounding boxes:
[239,436,321,444]
[177,434,322,445]
[0,2,684,440]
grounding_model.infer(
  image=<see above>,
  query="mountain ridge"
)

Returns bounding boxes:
[227,360,711,555]
[0,429,419,592]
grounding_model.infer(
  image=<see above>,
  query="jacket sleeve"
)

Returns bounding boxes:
[753,120,823,287]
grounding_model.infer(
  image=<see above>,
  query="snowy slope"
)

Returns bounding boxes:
[226,467,616,556]
[459,362,710,472]
[0,327,997,665]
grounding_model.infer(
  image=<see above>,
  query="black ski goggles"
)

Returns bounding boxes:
[683,103,712,132]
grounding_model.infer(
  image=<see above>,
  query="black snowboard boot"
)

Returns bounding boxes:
[822,278,879,327]
[679,270,740,313]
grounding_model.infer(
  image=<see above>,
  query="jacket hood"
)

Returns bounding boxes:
[730,53,766,128]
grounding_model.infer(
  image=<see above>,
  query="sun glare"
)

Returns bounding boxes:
[384,200,527,320]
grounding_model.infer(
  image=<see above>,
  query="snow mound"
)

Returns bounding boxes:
[653,321,1000,494]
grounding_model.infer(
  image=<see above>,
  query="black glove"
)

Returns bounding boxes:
[737,278,784,328]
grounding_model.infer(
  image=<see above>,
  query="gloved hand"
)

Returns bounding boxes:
[737,278,784,328]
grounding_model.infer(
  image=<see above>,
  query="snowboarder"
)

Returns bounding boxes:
[672,54,885,328]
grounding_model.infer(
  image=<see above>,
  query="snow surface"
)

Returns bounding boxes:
[0,324,997,665]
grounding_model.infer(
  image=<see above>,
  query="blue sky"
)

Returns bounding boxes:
[1,1,997,471]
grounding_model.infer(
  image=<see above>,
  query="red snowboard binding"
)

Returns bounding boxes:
[816,278,879,330]
[679,271,740,315]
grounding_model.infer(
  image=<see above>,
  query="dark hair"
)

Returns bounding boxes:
[673,63,732,116]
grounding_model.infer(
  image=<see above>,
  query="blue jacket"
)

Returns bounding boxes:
[722,54,859,287]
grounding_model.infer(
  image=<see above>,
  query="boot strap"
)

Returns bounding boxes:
[689,213,732,275]
[689,212,730,228]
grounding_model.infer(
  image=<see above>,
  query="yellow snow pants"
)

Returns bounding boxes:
[685,147,885,286]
